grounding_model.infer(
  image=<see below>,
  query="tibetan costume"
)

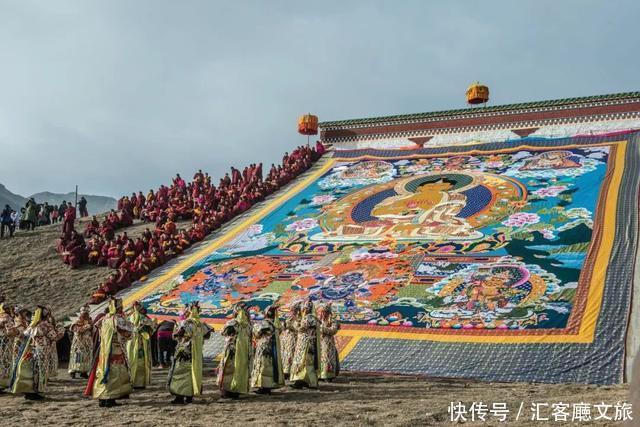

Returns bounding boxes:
[10,307,64,400]
[290,301,321,389]
[167,304,211,404]
[217,304,251,399]
[127,304,156,389]
[250,306,284,393]
[68,306,94,377]
[318,305,340,381]
[280,304,301,379]
[87,298,133,407]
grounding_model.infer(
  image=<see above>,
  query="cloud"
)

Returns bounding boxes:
[0,0,638,197]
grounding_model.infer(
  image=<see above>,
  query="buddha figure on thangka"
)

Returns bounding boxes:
[140,144,614,336]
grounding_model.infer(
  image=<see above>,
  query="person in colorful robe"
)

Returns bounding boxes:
[290,300,321,389]
[280,302,301,380]
[167,303,212,404]
[318,304,340,382]
[0,303,18,392]
[46,311,64,380]
[11,307,30,368]
[217,302,252,399]
[68,305,94,379]
[127,302,156,389]
[10,306,64,400]
[250,306,284,394]
[87,298,133,408]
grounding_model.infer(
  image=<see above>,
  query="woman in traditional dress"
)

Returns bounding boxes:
[68,305,94,379]
[217,302,252,399]
[318,304,340,382]
[251,306,284,394]
[0,303,17,392]
[86,298,133,408]
[290,300,320,389]
[167,303,212,404]
[10,306,64,400]
[280,302,301,380]
[127,302,156,389]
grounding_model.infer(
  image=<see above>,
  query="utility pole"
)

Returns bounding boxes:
[75,185,78,215]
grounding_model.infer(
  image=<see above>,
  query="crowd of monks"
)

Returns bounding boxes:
[0,295,340,407]
[54,142,326,304]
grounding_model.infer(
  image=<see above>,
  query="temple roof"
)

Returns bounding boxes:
[319,91,640,129]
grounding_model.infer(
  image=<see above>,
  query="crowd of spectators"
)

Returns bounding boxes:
[54,142,326,304]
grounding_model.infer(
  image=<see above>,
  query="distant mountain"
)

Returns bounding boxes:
[0,184,27,210]
[30,192,117,215]
[0,184,117,215]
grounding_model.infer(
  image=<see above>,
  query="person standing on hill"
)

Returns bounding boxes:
[23,198,37,231]
[1,205,14,238]
[62,203,76,237]
[78,196,89,217]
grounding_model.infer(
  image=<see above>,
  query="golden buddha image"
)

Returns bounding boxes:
[314,171,527,243]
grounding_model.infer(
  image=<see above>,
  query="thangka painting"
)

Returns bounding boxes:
[130,133,638,383]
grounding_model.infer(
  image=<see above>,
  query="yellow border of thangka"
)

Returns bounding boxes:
[124,141,627,352]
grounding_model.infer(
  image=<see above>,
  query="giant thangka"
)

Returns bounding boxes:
[126,130,638,384]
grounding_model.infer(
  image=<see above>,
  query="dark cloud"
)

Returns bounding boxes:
[1,0,638,197]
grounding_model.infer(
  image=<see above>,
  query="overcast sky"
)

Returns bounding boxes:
[1,0,638,198]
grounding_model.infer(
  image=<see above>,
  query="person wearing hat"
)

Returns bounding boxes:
[87,298,133,407]
[250,305,284,394]
[280,302,301,380]
[127,302,156,389]
[217,302,252,399]
[68,305,94,379]
[290,299,321,389]
[167,302,212,404]
[318,304,340,382]
[10,306,64,400]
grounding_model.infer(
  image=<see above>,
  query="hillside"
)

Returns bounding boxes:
[0,218,156,319]
[0,183,27,209]
[30,191,117,215]
[0,183,117,215]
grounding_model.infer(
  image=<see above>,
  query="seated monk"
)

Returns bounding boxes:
[87,237,104,264]
[56,234,68,254]
[84,216,100,237]
[63,232,86,269]
[134,237,145,255]
[119,257,138,281]
[134,252,152,278]
[163,218,177,236]
[107,210,120,226]
[100,220,115,241]
[114,267,131,291]
[116,232,128,246]
[142,228,153,241]
[123,240,137,259]
[150,247,165,268]
[107,243,124,269]
[89,273,119,304]
[119,208,133,227]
